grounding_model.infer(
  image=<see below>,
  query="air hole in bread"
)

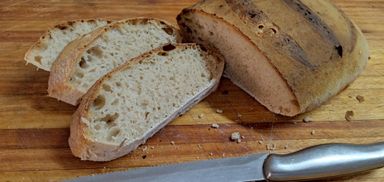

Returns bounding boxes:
[34,56,42,64]
[87,46,103,58]
[101,113,119,123]
[102,84,112,92]
[270,28,277,34]
[107,128,121,141]
[116,82,122,87]
[93,95,106,109]
[111,99,119,105]
[79,57,88,68]
[258,24,265,29]
[162,27,174,35]
[209,31,214,36]
[75,72,84,78]
[158,51,168,56]
[162,44,176,51]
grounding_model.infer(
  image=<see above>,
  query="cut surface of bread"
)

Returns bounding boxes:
[177,0,369,116]
[69,44,224,161]
[48,18,181,105]
[25,19,111,71]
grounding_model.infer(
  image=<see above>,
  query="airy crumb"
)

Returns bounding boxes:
[303,116,312,123]
[345,111,354,121]
[211,123,220,129]
[311,130,316,135]
[356,95,365,103]
[216,109,223,114]
[198,114,204,119]
[170,141,175,145]
[230,132,241,143]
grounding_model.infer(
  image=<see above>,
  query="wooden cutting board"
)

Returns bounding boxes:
[0,0,383,181]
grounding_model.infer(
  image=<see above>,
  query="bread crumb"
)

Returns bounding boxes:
[211,123,220,129]
[237,113,242,118]
[198,114,204,119]
[266,143,276,151]
[216,109,223,114]
[222,153,226,157]
[311,130,316,135]
[284,144,289,149]
[170,141,175,145]
[258,140,263,144]
[150,146,155,149]
[241,136,245,139]
[230,132,241,143]
[345,111,354,121]
[197,144,203,149]
[142,146,148,152]
[303,116,312,123]
[356,95,365,103]
[209,152,213,156]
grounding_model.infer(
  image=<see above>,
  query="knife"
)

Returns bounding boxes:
[68,142,384,182]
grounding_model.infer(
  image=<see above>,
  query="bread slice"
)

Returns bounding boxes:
[69,44,224,161]
[48,18,181,105]
[25,19,111,71]
[177,0,369,116]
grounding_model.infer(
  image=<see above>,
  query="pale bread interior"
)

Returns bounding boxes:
[69,20,179,95]
[81,45,218,146]
[179,12,300,116]
[25,19,109,71]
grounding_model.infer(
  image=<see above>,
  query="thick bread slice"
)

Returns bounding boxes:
[25,19,111,71]
[48,18,181,105]
[69,44,224,161]
[177,0,369,116]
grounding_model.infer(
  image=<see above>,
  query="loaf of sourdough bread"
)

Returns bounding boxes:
[69,44,224,161]
[177,0,369,116]
[25,19,111,71]
[48,18,181,105]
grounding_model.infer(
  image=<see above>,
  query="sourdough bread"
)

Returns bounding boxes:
[177,0,369,116]
[25,19,111,71]
[48,18,181,105]
[69,44,224,161]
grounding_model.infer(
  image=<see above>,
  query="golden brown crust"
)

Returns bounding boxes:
[69,43,224,161]
[178,0,369,116]
[48,18,182,106]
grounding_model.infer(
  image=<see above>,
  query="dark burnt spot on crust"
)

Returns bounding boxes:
[282,0,343,58]
[226,0,315,69]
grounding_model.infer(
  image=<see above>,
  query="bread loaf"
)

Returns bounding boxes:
[25,19,111,71]
[69,44,224,161]
[177,0,369,116]
[48,18,181,105]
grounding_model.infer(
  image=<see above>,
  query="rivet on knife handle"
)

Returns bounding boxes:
[263,142,384,181]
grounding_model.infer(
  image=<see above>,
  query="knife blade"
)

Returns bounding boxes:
[68,142,384,182]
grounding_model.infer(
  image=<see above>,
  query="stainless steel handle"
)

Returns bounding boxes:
[263,142,384,181]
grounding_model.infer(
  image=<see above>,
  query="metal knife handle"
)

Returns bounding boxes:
[263,142,384,181]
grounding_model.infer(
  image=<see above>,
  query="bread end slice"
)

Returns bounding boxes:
[25,19,111,71]
[69,43,224,161]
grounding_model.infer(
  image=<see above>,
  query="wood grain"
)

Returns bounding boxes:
[0,0,383,181]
